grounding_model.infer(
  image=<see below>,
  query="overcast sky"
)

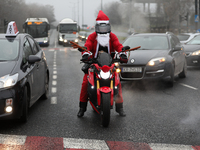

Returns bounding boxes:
[25,0,121,26]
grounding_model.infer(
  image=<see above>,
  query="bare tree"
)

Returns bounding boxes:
[0,0,56,32]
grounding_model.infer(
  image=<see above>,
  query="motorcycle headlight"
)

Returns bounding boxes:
[147,57,165,66]
[0,73,19,89]
[64,39,67,43]
[192,50,200,56]
[75,39,78,42]
[100,70,110,79]
[114,62,119,67]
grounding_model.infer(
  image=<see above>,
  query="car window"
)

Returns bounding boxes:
[177,34,190,41]
[169,35,175,49]
[187,36,200,45]
[172,35,181,46]
[23,37,33,64]
[27,36,39,55]
[0,39,19,61]
[123,35,169,50]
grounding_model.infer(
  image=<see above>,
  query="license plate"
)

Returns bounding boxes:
[122,67,142,72]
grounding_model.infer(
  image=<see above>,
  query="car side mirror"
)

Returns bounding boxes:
[28,55,41,64]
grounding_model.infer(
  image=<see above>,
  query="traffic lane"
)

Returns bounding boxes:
[0,48,199,146]
[45,49,200,145]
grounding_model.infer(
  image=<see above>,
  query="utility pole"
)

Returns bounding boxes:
[101,0,103,11]
[195,0,198,30]
[82,0,84,28]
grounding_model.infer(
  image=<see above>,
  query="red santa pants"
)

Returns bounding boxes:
[79,73,124,103]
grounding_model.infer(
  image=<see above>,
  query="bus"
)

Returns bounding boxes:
[23,18,50,47]
[57,18,79,45]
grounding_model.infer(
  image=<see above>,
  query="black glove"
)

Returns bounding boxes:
[120,54,128,63]
[122,46,130,52]
[81,54,90,61]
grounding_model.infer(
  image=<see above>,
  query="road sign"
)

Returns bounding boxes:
[195,15,199,22]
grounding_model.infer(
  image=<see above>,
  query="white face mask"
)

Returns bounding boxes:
[97,33,110,47]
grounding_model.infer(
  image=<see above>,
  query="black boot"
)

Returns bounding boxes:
[116,103,126,117]
[77,102,87,117]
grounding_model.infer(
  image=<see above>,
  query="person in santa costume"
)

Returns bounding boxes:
[77,10,128,117]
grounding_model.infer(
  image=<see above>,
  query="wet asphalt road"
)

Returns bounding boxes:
[0,29,200,146]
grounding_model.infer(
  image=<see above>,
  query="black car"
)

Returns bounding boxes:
[0,22,49,122]
[182,35,200,67]
[119,32,187,87]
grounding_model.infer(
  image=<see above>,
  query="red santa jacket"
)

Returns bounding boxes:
[82,32,124,58]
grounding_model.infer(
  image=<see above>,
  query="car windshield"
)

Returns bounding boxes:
[177,34,190,41]
[79,32,86,36]
[0,39,19,61]
[64,34,77,38]
[187,36,200,45]
[123,35,169,50]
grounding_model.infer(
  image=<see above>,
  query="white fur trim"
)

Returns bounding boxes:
[96,20,109,24]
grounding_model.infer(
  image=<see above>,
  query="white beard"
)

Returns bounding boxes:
[96,33,110,47]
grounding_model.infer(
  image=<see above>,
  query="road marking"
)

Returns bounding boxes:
[179,83,198,90]
[52,81,57,85]
[0,134,199,149]
[52,87,57,93]
[149,143,194,150]
[63,138,109,149]
[0,134,26,145]
[53,75,57,79]
[53,71,57,74]
[51,97,57,104]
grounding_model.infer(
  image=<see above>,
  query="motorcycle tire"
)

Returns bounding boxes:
[101,93,111,127]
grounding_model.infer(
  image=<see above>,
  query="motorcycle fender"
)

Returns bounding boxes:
[87,71,94,86]
[97,87,114,106]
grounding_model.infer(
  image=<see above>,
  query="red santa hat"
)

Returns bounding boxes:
[96,10,109,24]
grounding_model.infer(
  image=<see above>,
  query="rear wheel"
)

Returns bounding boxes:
[101,93,111,127]
[20,86,28,123]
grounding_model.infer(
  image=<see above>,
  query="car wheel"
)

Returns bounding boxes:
[20,86,29,123]
[178,61,187,78]
[41,73,49,100]
[166,64,174,87]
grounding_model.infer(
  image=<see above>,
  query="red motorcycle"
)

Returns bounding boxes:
[71,41,140,127]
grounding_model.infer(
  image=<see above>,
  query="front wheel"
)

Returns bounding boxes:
[20,86,29,123]
[178,61,187,78]
[41,73,49,100]
[101,93,111,127]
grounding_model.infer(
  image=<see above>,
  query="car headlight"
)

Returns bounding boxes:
[75,39,78,42]
[100,70,110,79]
[59,36,63,41]
[43,38,48,43]
[0,73,19,89]
[147,57,165,66]
[82,36,85,38]
[192,50,200,56]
